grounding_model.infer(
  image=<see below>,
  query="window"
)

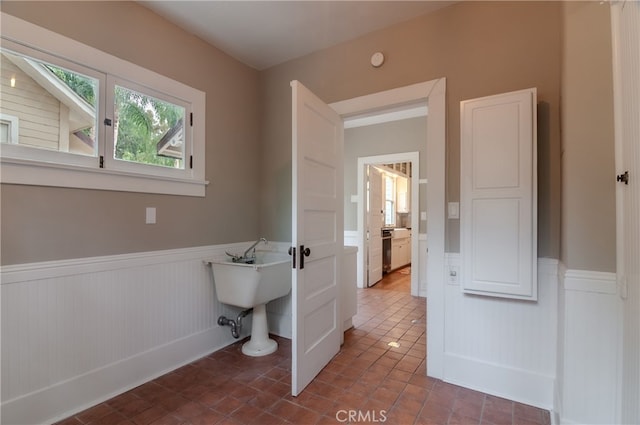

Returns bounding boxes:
[0,13,206,196]
[0,47,101,164]
[384,174,396,226]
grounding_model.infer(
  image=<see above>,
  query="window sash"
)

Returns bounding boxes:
[104,76,193,180]
[0,12,207,196]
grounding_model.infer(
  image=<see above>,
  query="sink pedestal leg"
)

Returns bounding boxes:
[242,303,277,356]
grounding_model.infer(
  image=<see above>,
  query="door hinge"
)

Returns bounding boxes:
[288,246,296,269]
[99,155,104,168]
[104,118,112,126]
[190,113,193,127]
[189,155,193,169]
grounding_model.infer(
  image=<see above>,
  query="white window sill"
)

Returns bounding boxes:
[0,157,208,197]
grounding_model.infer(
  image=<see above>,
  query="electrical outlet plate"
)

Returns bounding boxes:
[448,202,460,219]
[448,266,459,284]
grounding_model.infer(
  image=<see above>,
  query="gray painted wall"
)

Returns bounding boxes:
[560,2,616,272]
[259,1,564,258]
[1,1,261,265]
[1,2,617,273]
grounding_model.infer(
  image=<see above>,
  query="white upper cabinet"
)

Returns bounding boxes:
[460,88,537,300]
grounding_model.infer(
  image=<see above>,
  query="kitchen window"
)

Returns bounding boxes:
[0,13,207,196]
[384,174,396,226]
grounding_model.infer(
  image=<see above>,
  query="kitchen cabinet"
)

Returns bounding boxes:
[396,176,410,213]
[390,229,411,270]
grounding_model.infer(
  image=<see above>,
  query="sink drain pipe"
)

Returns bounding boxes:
[218,308,252,339]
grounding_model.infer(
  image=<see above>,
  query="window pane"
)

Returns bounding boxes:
[0,48,98,156]
[113,85,185,169]
[384,175,395,226]
[385,200,395,226]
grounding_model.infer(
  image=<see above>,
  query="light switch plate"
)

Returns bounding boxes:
[146,207,156,224]
[448,202,460,219]
[420,211,427,221]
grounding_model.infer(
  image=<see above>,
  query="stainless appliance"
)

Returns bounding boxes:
[382,228,392,273]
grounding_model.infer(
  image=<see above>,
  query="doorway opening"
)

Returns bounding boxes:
[358,152,420,295]
[368,161,414,292]
[331,78,447,379]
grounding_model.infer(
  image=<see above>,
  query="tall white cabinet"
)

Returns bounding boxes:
[460,88,537,300]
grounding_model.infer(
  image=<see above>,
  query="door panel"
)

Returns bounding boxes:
[460,88,537,299]
[367,166,384,286]
[291,80,343,396]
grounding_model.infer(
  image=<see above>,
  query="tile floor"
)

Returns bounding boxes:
[57,268,550,425]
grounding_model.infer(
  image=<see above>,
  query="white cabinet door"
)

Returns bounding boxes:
[391,240,402,271]
[291,80,342,395]
[390,237,411,270]
[460,88,537,299]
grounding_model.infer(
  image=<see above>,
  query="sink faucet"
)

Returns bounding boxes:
[225,238,268,263]
[243,237,268,259]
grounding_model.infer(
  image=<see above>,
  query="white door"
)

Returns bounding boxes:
[612,2,640,422]
[460,88,537,300]
[367,165,384,286]
[291,80,343,396]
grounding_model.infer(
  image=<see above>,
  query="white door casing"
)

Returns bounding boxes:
[331,78,446,378]
[291,80,343,396]
[461,88,538,300]
[367,165,384,286]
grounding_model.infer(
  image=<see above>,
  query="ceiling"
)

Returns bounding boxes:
[140,1,455,70]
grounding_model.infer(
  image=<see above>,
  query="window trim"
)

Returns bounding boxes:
[0,113,19,144]
[0,12,207,197]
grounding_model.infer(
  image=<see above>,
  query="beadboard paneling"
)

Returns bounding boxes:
[557,265,618,424]
[443,255,558,409]
[0,242,292,425]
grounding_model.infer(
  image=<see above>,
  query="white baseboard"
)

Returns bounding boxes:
[443,353,555,410]
[6,329,228,425]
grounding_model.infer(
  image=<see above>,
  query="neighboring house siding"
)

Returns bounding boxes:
[1,53,62,151]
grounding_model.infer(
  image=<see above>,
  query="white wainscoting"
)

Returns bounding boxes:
[344,230,358,247]
[442,254,558,410]
[555,265,618,425]
[0,242,292,425]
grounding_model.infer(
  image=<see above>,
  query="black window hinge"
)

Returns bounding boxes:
[190,113,193,127]
[189,155,193,169]
[104,118,112,126]
[99,155,104,168]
